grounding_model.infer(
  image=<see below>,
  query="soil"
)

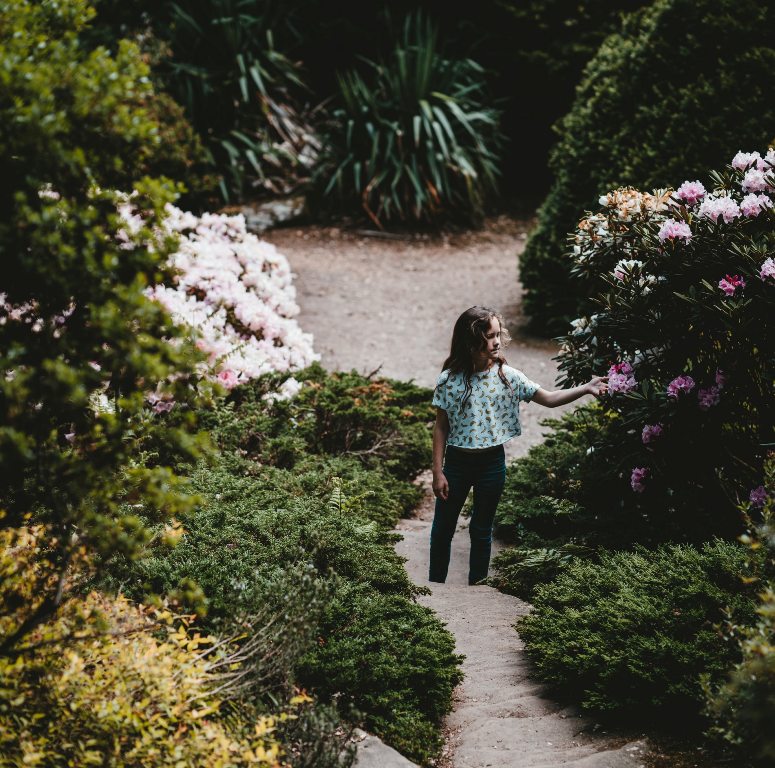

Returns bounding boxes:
[264,218,717,768]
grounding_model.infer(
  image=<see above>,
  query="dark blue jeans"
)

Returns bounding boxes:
[429,444,506,585]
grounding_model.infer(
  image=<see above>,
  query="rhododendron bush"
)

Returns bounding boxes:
[148,205,318,390]
[556,151,774,538]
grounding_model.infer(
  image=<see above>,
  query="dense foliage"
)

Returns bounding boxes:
[706,460,775,764]
[520,541,760,719]
[100,368,458,765]
[0,0,207,656]
[521,0,775,333]
[314,12,502,227]
[0,529,293,767]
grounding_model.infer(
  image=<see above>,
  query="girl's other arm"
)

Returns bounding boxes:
[531,376,608,408]
[432,408,450,500]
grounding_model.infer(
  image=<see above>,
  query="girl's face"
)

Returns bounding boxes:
[473,316,501,368]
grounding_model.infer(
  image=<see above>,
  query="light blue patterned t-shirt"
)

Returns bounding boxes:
[432,364,540,449]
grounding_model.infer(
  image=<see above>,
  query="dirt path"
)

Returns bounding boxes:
[265,220,647,768]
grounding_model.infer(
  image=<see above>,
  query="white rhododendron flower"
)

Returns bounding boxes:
[145,204,319,388]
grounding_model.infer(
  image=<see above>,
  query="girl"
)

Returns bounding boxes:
[430,306,607,585]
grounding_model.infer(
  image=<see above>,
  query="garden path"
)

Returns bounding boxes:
[266,220,646,768]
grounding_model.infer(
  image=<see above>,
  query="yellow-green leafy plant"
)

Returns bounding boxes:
[0,526,293,767]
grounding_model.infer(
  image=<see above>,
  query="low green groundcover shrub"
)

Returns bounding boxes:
[520,541,760,719]
[208,363,433,483]
[488,543,589,602]
[101,368,457,765]
[299,585,462,765]
[493,405,640,548]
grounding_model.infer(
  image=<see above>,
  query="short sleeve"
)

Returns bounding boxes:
[510,368,540,402]
[432,371,450,410]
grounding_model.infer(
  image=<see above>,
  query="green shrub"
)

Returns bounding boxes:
[0,0,206,655]
[494,405,634,547]
[298,585,463,765]
[100,368,458,764]
[313,11,502,227]
[705,464,775,765]
[209,364,433,483]
[521,0,775,334]
[520,541,760,719]
[488,544,588,601]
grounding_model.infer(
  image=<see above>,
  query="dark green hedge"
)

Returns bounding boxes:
[520,541,761,719]
[521,0,775,334]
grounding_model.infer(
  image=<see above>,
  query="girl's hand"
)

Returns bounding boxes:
[432,471,449,501]
[587,376,608,398]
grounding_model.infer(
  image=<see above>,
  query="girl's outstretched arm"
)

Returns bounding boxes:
[432,408,450,500]
[531,376,608,408]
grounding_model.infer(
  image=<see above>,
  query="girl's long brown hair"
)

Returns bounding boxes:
[441,306,513,408]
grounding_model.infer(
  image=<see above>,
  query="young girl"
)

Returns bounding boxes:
[430,306,607,585]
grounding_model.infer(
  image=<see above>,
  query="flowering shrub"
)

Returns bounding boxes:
[519,0,775,334]
[149,205,319,388]
[556,150,775,538]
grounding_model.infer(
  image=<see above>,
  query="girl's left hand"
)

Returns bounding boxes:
[587,376,608,398]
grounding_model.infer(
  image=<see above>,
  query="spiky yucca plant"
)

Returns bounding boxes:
[317,12,502,227]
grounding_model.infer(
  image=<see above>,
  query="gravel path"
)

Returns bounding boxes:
[265,220,647,768]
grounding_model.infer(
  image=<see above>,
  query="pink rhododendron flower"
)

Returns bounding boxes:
[667,375,695,399]
[698,196,741,224]
[756,148,775,171]
[641,423,663,445]
[607,361,637,394]
[715,369,726,389]
[718,274,746,297]
[739,193,772,217]
[675,181,706,206]
[216,369,240,390]
[749,485,768,508]
[741,168,772,194]
[658,219,692,242]
[630,467,649,493]
[697,386,721,411]
[759,257,775,282]
[732,151,761,171]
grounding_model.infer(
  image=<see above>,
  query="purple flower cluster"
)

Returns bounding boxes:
[697,386,721,411]
[749,485,769,508]
[641,423,663,446]
[718,274,746,297]
[760,257,775,282]
[658,219,692,243]
[675,180,706,206]
[630,467,649,493]
[607,361,637,394]
[695,368,726,411]
[667,375,695,399]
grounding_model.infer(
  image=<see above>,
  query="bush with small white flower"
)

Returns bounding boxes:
[555,150,774,538]
[148,205,319,393]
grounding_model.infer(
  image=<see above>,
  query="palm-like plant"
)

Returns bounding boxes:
[317,12,502,227]
[158,0,321,202]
